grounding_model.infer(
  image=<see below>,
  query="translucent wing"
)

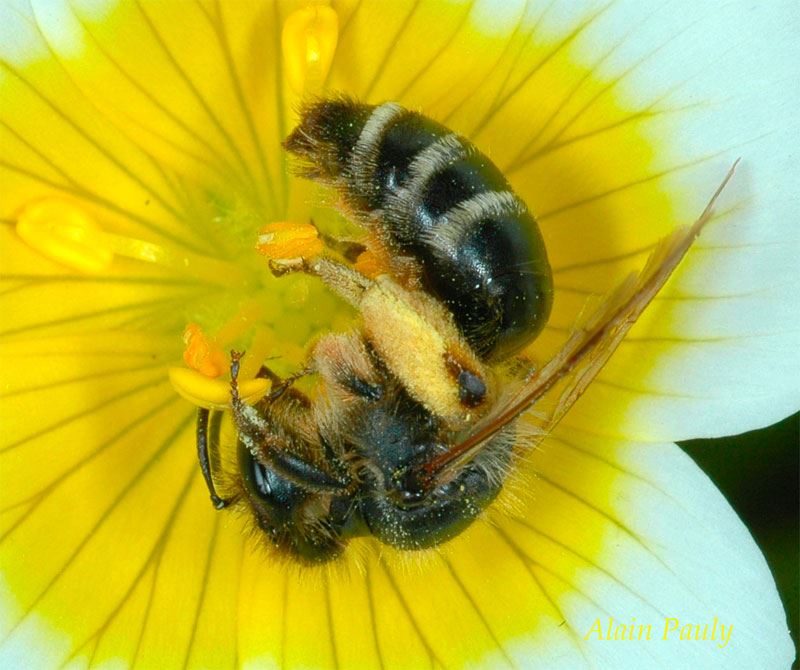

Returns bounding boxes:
[418,162,739,487]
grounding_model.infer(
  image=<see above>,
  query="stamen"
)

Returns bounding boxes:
[16,198,114,274]
[183,323,228,378]
[238,328,274,381]
[169,366,270,411]
[257,221,323,261]
[214,298,266,347]
[179,299,276,401]
[181,300,269,386]
[16,197,242,284]
[96,233,240,284]
[282,4,339,95]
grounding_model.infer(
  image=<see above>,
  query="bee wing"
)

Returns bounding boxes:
[419,162,739,485]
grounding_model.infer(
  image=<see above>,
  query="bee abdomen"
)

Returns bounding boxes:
[286,99,553,360]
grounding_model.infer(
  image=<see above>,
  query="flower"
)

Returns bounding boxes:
[1,0,797,668]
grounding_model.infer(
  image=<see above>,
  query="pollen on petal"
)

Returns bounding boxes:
[182,323,228,378]
[256,221,324,261]
[282,4,339,95]
[169,366,270,411]
[16,198,114,273]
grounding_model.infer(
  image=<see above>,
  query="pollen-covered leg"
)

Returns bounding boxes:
[229,351,274,458]
[308,257,373,305]
[266,253,374,308]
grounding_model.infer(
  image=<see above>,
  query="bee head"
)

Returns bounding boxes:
[237,439,349,564]
[283,97,371,182]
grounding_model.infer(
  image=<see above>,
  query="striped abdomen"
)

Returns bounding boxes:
[284,98,553,361]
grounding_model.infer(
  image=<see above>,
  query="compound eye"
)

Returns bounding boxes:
[238,440,298,511]
[249,452,272,497]
[457,369,486,407]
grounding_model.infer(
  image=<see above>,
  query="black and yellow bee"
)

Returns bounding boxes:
[196,97,734,565]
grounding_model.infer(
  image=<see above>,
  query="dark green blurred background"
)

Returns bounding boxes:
[680,412,799,667]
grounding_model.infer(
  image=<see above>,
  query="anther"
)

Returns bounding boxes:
[169,366,269,410]
[16,198,241,284]
[16,198,114,274]
[183,323,228,378]
[282,5,339,95]
[257,221,323,262]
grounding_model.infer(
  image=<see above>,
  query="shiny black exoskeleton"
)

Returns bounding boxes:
[285,97,553,361]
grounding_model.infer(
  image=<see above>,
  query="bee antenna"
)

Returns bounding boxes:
[229,350,245,405]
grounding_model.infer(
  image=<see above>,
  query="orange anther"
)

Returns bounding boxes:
[257,221,324,261]
[182,323,227,378]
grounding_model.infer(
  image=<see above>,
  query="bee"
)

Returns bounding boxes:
[196,97,736,565]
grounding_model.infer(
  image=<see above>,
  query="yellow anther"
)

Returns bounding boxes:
[16,198,114,274]
[15,198,241,285]
[282,4,338,95]
[169,367,270,411]
[183,323,228,378]
[257,221,323,261]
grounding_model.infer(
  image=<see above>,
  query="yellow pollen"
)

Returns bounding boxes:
[182,323,228,378]
[257,220,324,261]
[178,299,270,401]
[16,198,114,273]
[168,366,270,411]
[282,4,338,95]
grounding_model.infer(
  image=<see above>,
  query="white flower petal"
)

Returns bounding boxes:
[502,426,794,668]
[531,0,800,440]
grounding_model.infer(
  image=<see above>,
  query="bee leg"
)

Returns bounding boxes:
[306,257,373,306]
[256,363,314,401]
[196,407,230,510]
[229,351,310,450]
[230,353,350,493]
[267,257,306,277]
[265,229,374,303]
